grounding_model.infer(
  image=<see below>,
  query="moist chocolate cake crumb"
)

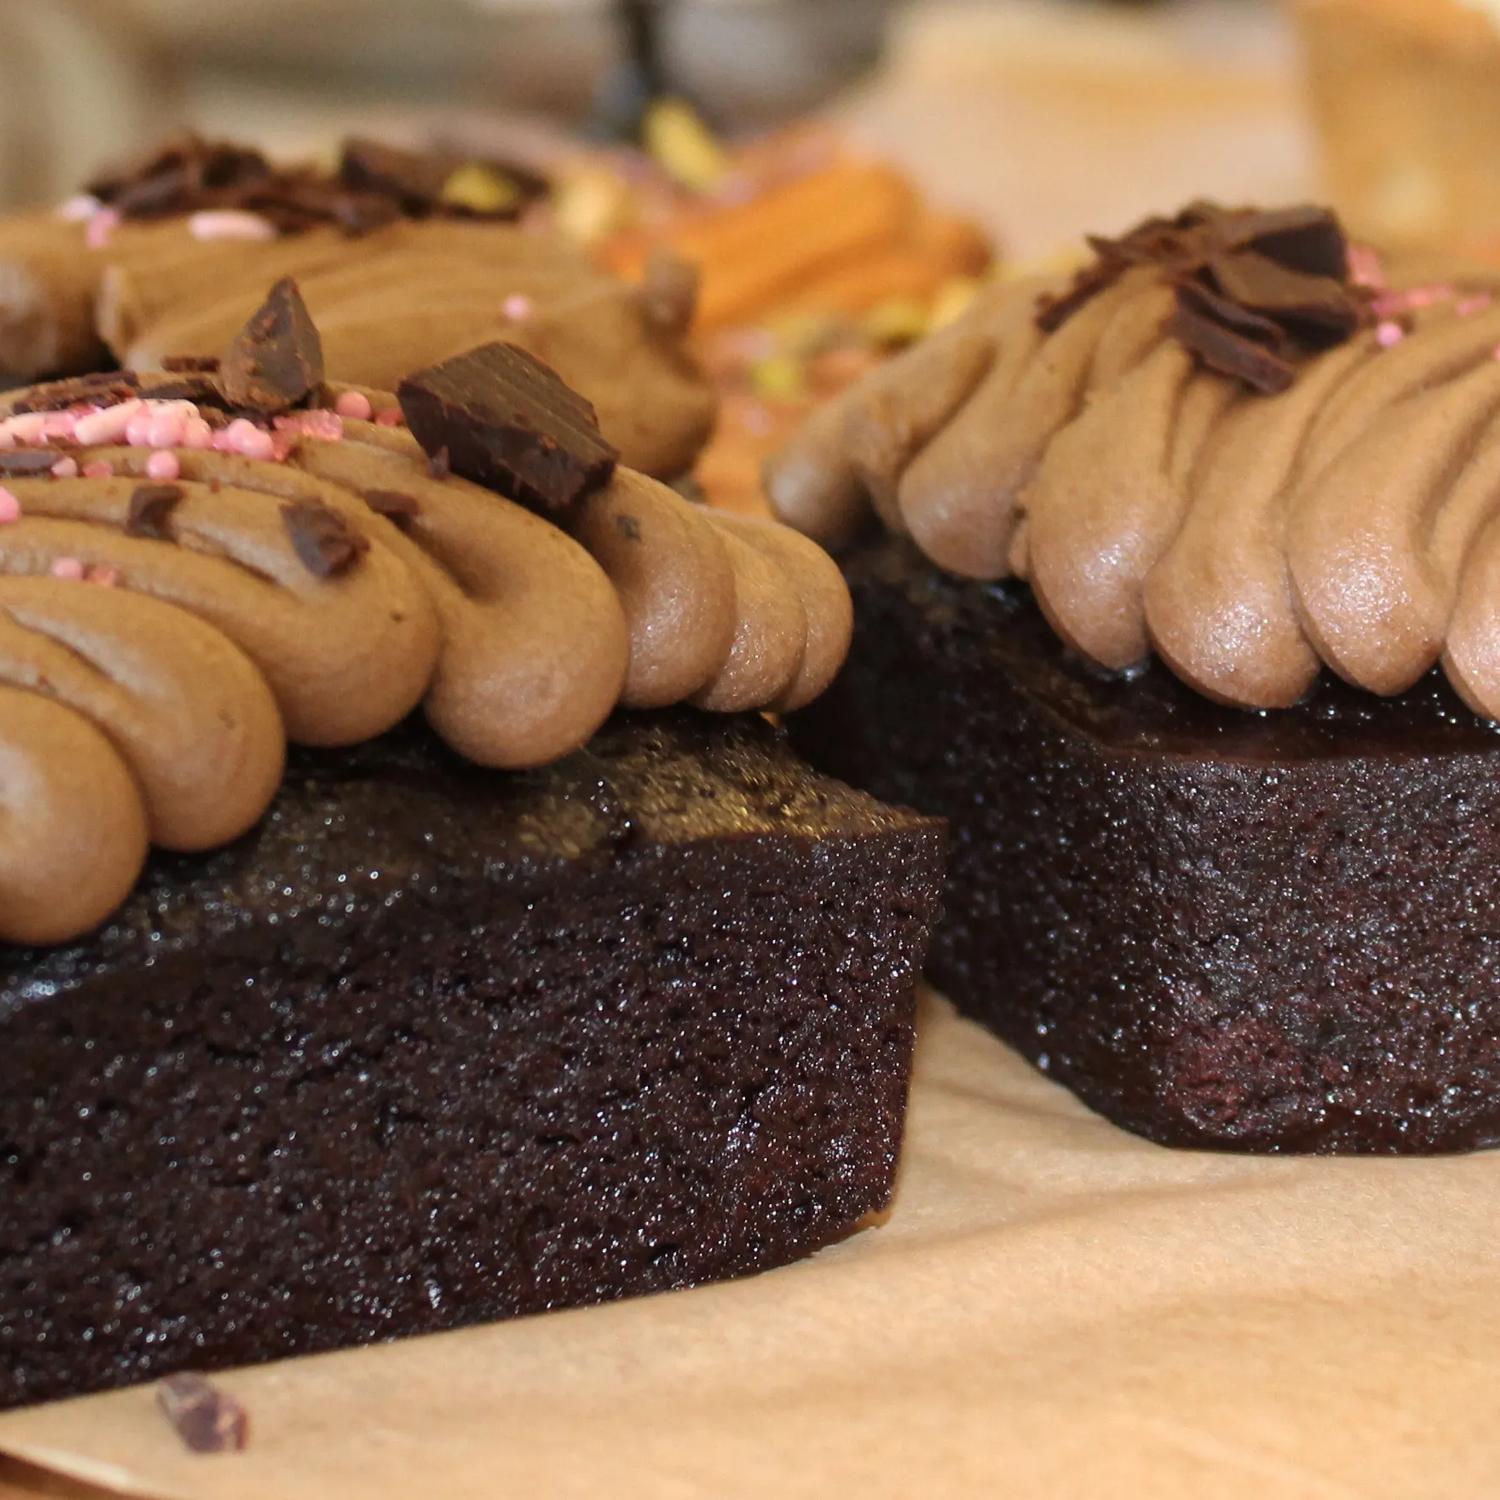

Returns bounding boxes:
[790,533,1500,1155]
[0,710,943,1409]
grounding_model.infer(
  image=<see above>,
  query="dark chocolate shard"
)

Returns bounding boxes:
[1229,204,1350,280]
[156,1373,249,1454]
[220,278,324,415]
[1207,251,1362,344]
[338,138,450,212]
[362,488,422,525]
[281,500,369,578]
[126,483,185,540]
[1169,297,1295,395]
[0,450,63,475]
[397,343,619,515]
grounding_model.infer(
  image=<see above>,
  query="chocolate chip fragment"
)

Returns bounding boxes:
[281,500,369,578]
[221,278,324,414]
[0,450,63,475]
[126,483,185,539]
[362,488,422,525]
[397,343,619,515]
[156,1372,248,1454]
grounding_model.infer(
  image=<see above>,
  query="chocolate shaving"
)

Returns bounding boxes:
[8,371,142,414]
[155,1373,249,1454]
[82,131,545,239]
[1035,201,1368,394]
[220,278,324,414]
[397,343,619,515]
[281,501,369,578]
[0,450,63,475]
[362,487,422,525]
[126,483,184,539]
[161,353,221,373]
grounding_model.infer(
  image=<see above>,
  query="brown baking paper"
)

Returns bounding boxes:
[2,991,1498,1500]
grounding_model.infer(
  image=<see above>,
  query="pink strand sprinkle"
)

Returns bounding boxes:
[333,390,372,421]
[81,460,115,479]
[84,207,121,250]
[50,457,79,479]
[0,487,20,524]
[1457,294,1493,317]
[86,566,119,588]
[222,418,276,460]
[51,557,86,581]
[502,294,534,321]
[55,193,102,223]
[187,210,276,243]
[373,408,404,427]
[146,450,181,481]
[1376,320,1406,349]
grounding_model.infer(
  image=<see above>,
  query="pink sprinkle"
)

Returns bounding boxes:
[72,399,143,446]
[41,411,78,439]
[223,418,275,460]
[124,414,155,446]
[294,409,342,443]
[0,430,13,450]
[502,294,534,321]
[1347,243,1385,289]
[146,450,181,481]
[81,460,114,479]
[181,417,214,450]
[84,207,121,250]
[0,487,20,524]
[187,210,277,243]
[4,413,46,444]
[333,390,372,421]
[1492,343,1500,362]
[55,193,102,223]
[146,413,186,448]
[1457,294,1493,317]
[51,557,86,581]
[86,566,119,588]
[1376,320,1405,348]
[270,431,297,462]
[50,457,79,479]
[373,408,404,427]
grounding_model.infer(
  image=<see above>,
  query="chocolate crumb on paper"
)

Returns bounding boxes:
[397,342,619,515]
[281,500,370,578]
[156,1373,249,1454]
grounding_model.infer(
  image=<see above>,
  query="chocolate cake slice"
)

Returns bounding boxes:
[769,201,1500,1154]
[0,297,945,1407]
[1,710,942,1410]
[791,535,1499,1155]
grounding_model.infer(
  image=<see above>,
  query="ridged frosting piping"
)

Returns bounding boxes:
[0,377,851,946]
[767,238,1500,725]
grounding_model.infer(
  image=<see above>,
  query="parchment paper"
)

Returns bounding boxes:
[1,991,1497,1499]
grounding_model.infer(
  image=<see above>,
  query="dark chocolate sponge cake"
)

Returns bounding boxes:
[2,711,941,1410]
[0,289,943,1407]
[792,534,1498,1154]
[768,201,1500,1154]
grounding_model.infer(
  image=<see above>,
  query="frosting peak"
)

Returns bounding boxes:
[766,204,1500,730]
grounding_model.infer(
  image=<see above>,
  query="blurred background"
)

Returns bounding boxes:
[5,0,1497,503]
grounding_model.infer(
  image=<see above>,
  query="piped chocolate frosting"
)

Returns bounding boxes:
[766,201,1500,725]
[0,288,852,946]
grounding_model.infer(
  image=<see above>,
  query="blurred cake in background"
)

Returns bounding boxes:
[1296,0,1500,251]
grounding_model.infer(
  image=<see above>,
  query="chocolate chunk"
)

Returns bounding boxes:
[338,138,450,212]
[362,488,422,525]
[1168,297,1296,395]
[221,278,324,415]
[126,483,185,540]
[88,135,272,221]
[156,1372,248,1454]
[397,343,619,515]
[281,500,369,578]
[0,450,63,475]
[1035,198,1368,393]
[615,512,642,542]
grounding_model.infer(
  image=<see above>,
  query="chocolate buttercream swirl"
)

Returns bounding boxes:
[0,374,849,946]
[766,215,1500,727]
